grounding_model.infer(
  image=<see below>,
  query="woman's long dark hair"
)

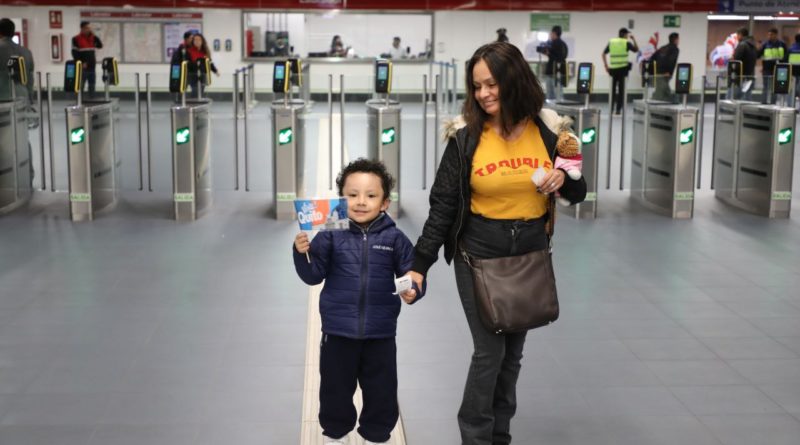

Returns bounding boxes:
[463,42,545,137]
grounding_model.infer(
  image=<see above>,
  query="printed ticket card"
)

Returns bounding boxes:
[294,198,349,231]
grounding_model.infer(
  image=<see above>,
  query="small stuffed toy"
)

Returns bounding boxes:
[552,116,583,206]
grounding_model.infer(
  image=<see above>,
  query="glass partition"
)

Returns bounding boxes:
[243,11,433,61]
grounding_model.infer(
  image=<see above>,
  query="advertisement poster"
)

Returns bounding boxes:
[294,198,348,231]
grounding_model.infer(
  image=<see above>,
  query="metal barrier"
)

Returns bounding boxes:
[0,98,33,214]
[171,99,213,221]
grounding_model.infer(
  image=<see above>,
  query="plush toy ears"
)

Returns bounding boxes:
[554,115,574,133]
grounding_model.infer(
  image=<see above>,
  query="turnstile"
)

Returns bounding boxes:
[366,99,401,216]
[65,99,120,221]
[714,103,795,218]
[171,99,212,221]
[0,98,32,213]
[631,100,698,219]
[547,102,600,219]
[271,99,307,220]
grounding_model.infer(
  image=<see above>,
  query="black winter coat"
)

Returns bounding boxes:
[411,110,587,276]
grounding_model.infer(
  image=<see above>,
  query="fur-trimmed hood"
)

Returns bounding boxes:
[442,108,574,140]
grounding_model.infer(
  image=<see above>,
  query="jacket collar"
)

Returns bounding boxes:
[348,212,395,234]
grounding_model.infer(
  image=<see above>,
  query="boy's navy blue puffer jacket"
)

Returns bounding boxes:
[293,213,423,339]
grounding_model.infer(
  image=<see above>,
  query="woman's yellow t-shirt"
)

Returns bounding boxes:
[470,120,552,220]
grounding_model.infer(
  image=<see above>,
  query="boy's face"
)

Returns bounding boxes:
[343,172,389,225]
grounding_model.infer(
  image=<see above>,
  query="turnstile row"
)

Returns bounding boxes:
[0,99,32,214]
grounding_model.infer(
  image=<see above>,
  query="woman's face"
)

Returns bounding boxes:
[192,35,202,48]
[472,59,500,117]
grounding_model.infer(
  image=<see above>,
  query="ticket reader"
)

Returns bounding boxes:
[64,58,122,221]
[194,57,212,99]
[271,60,308,219]
[0,56,33,214]
[630,63,698,219]
[546,62,600,219]
[366,60,401,216]
[714,63,795,218]
[170,61,213,221]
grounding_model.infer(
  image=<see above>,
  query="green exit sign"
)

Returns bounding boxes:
[581,127,596,144]
[70,127,85,145]
[278,127,293,145]
[176,127,190,145]
[664,15,681,28]
[778,127,793,145]
[381,127,396,145]
[680,127,694,144]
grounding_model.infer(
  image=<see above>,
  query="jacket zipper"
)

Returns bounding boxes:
[355,215,382,338]
[453,135,467,250]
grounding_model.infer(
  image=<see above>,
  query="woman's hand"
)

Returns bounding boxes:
[540,169,566,194]
[294,232,310,254]
[405,271,424,294]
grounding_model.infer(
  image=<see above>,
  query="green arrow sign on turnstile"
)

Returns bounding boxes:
[778,127,793,145]
[278,127,293,145]
[381,127,396,145]
[680,127,694,144]
[581,127,596,144]
[176,127,190,145]
[70,127,85,145]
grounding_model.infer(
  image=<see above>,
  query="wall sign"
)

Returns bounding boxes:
[49,10,62,29]
[530,13,570,32]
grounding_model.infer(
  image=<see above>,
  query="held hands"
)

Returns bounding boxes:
[398,270,425,304]
[294,232,310,254]
[399,288,417,304]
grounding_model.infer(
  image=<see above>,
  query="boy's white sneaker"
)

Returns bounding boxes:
[323,435,348,445]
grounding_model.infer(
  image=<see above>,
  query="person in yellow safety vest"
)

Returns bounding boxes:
[758,27,787,104]
[788,33,800,105]
[602,27,638,115]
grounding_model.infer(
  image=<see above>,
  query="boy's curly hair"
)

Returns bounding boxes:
[336,158,395,201]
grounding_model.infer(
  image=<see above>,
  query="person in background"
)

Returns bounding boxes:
[543,25,568,102]
[186,33,219,97]
[170,30,195,67]
[758,27,787,103]
[732,27,758,100]
[651,32,680,102]
[330,35,347,57]
[388,36,407,59]
[72,21,103,96]
[602,27,638,115]
[0,18,35,104]
[788,33,800,106]
[270,36,290,57]
[496,28,509,43]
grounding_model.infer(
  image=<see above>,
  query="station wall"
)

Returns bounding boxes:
[4,5,710,93]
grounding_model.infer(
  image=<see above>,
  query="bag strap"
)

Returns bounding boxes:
[544,194,556,251]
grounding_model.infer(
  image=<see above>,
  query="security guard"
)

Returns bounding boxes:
[602,27,638,115]
[788,33,800,105]
[758,27,787,104]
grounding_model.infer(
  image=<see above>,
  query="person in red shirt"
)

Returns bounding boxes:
[71,21,103,96]
[186,33,219,97]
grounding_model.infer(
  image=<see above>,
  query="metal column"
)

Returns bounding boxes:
[271,100,307,220]
[171,100,213,221]
[366,100,402,217]
[0,99,33,213]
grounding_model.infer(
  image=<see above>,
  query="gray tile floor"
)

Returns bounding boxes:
[2,97,800,444]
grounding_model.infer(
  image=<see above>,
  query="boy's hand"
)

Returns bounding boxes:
[294,232,310,254]
[399,289,417,304]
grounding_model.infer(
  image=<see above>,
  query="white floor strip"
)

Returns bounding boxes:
[300,285,407,445]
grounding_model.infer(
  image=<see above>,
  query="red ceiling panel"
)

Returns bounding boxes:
[346,0,429,9]
[507,0,594,9]
[673,0,718,11]
[173,0,260,7]
[89,0,176,6]
[590,1,674,11]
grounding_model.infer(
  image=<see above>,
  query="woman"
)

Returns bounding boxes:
[186,33,219,96]
[329,35,347,57]
[406,42,586,444]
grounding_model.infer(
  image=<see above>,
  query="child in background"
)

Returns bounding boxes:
[293,158,423,445]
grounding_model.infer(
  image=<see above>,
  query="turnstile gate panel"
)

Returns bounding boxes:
[171,100,212,221]
[631,101,698,219]
[736,105,794,218]
[548,102,600,219]
[271,101,307,220]
[366,100,401,217]
[713,100,757,202]
[0,99,32,213]
[65,100,119,221]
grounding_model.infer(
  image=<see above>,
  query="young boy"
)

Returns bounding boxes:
[293,158,423,445]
